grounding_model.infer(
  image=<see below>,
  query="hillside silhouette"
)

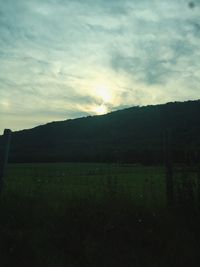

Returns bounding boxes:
[0,100,200,164]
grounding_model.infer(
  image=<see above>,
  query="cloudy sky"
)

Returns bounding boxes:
[0,0,200,133]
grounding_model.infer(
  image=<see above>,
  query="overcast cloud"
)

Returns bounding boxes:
[0,0,200,132]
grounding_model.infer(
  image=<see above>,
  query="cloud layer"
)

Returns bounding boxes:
[0,0,200,132]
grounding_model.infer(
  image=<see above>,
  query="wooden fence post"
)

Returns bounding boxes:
[197,165,200,209]
[164,128,174,208]
[0,129,12,193]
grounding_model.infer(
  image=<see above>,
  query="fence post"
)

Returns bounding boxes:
[0,129,12,193]
[164,128,174,208]
[197,165,200,210]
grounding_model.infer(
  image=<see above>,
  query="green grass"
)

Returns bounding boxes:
[3,163,166,210]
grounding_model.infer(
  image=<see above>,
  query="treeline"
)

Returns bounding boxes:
[0,100,200,164]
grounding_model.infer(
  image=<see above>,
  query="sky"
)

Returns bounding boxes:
[0,0,200,133]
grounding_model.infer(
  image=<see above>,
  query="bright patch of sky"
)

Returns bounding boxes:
[0,0,200,132]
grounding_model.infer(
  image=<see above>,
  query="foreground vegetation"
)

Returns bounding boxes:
[0,163,200,266]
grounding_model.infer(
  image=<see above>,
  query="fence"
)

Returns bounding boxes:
[163,128,200,210]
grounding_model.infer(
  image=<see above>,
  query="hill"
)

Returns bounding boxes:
[1,100,200,164]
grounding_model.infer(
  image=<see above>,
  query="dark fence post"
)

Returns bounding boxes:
[164,128,174,208]
[0,129,12,193]
[197,165,200,210]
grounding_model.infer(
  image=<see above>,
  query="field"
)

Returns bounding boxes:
[3,163,166,208]
[0,163,200,267]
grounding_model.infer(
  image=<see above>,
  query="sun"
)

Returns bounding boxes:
[87,81,114,115]
[94,104,108,115]
[95,84,112,103]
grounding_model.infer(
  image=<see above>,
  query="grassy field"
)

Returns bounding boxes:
[0,163,200,267]
[3,163,166,209]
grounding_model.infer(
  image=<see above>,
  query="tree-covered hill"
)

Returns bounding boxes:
[1,100,200,164]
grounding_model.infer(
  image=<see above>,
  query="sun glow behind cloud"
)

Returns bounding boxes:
[91,82,113,115]
[1,100,10,108]
[94,84,112,103]
[93,104,108,115]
